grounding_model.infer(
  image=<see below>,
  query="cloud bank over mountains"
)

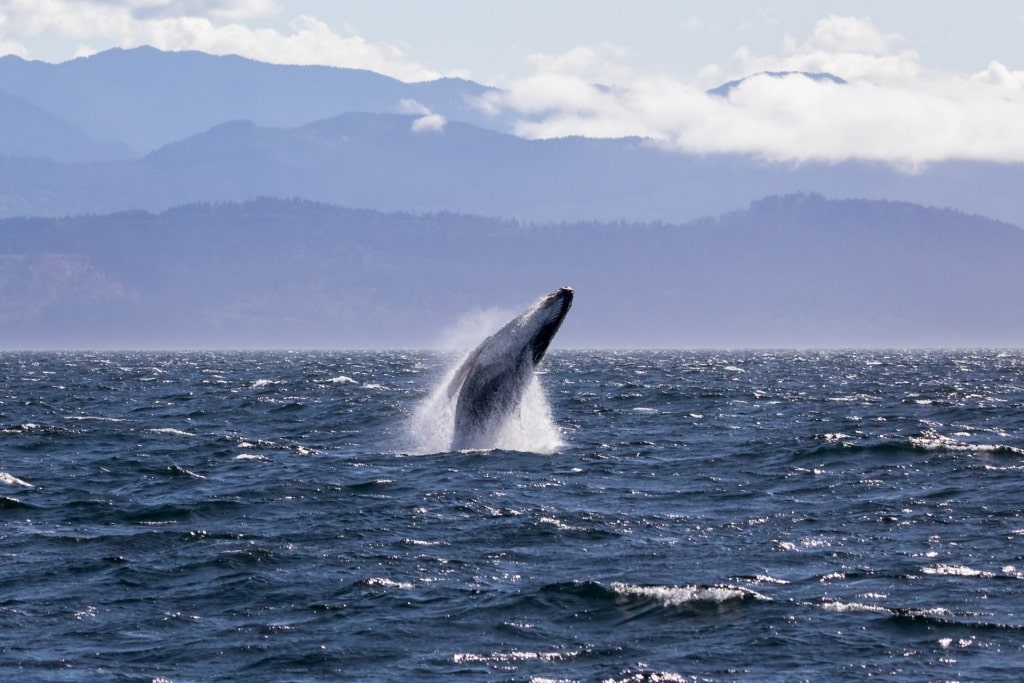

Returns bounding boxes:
[1,3,1023,166]
[486,16,1024,166]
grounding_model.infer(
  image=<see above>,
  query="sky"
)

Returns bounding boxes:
[1,1,1023,165]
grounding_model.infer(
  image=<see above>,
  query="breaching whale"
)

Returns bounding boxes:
[447,287,574,450]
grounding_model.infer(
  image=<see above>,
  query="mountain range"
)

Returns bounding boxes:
[0,107,1022,228]
[2,195,1021,349]
[0,47,1022,228]
[1,47,1022,348]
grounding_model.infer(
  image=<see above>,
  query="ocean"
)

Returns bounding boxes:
[2,349,1024,682]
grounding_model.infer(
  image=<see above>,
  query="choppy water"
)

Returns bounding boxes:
[2,349,1024,682]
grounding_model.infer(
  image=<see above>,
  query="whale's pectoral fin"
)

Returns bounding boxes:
[446,345,484,399]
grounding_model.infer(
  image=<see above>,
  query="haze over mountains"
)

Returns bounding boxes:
[1,47,1022,348]
[3,195,1022,349]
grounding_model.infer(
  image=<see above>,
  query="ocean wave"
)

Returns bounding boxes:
[816,598,1024,632]
[600,674,692,683]
[0,495,34,509]
[610,582,769,607]
[909,429,1024,456]
[360,577,416,590]
[0,422,41,434]
[818,599,891,614]
[4,350,1024,680]
[147,427,195,437]
[452,649,579,664]
[0,471,33,488]
[921,563,996,578]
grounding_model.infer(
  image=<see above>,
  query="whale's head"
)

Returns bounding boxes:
[526,286,574,365]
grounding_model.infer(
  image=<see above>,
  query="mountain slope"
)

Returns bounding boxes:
[0,47,502,154]
[0,89,131,162]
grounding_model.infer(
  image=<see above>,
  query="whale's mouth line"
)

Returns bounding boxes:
[529,288,573,366]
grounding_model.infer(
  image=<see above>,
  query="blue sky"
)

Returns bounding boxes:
[2,1,1023,165]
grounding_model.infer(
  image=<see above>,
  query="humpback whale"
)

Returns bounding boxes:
[447,287,574,450]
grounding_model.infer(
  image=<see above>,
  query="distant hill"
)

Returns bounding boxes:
[0,46,504,155]
[1,194,1021,349]
[2,111,1024,229]
[0,89,132,162]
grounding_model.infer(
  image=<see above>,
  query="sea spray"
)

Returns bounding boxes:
[407,356,565,454]
[407,292,572,453]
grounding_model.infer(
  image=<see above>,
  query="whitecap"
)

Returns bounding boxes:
[169,465,206,480]
[939,636,976,649]
[452,650,578,664]
[922,564,995,578]
[610,582,767,606]
[363,577,415,590]
[147,427,194,437]
[822,432,852,441]
[909,429,1024,456]
[752,574,790,585]
[819,600,889,614]
[0,472,33,488]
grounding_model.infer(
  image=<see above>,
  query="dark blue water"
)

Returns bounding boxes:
[3,350,1024,682]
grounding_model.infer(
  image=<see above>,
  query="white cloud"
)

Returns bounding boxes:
[0,36,27,57]
[524,42,633,86]
[67,0,275,21]
[722,15,921,85]
[971,60,1024,91]
[482,16,1024,167]
[128,0,275,21]
[398,98,446,132]
[806,14,900,56]
[411,112,446,133]
[397,98,432,116]
[0,0,441,81]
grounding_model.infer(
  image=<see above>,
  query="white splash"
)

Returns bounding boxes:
[407,355,564,455]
